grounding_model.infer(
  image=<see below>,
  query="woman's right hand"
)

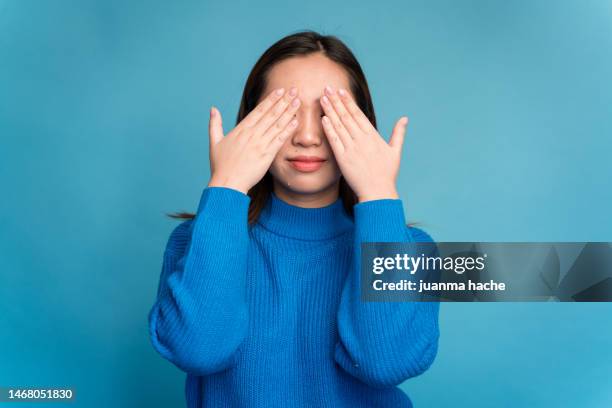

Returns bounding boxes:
[207,87,301,194]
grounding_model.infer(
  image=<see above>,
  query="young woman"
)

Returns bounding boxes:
[148,30,440,407]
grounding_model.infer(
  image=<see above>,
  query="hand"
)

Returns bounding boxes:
[207,87,301,194]
[319,85,407,203]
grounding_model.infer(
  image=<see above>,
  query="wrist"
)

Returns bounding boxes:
[357,185,399,203]
[208,175,249,195]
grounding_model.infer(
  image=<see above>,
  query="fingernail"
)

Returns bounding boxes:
[338,88,346,97]
[210,106,216,118]
[289,87,297,96]
[291,98,300,107]
[276,88,285,96]
[401,117,409,126]
[321,95,329,105]
[325,85,334,95]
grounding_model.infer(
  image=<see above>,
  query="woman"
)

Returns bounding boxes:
[148,30,440,407]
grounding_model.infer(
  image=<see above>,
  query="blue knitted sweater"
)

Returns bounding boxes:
[148,186,440,407]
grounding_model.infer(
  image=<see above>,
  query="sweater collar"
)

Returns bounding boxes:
[256,191,354,241]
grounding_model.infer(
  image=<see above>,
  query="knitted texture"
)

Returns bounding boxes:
[148,186,440,407]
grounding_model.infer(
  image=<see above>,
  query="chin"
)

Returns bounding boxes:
[269,164,340,195]
[283,181,331,194]
[279,173,341,195]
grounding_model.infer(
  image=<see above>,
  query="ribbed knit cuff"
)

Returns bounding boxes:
[353,199,411,242]
[196,186,251,222]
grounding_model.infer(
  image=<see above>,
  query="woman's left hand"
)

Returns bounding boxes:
[320,85,408,203]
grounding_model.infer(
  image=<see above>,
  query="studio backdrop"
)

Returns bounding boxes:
[1,1,611,407]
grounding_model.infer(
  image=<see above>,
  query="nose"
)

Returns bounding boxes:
[291,108,323,147]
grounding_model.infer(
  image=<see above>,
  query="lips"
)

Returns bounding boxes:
[288,155,326,162]
[288,155,326,172]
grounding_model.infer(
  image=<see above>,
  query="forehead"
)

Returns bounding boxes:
[263,53,351,104]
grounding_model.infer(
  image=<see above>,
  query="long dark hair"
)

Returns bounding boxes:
[167,30,376,225]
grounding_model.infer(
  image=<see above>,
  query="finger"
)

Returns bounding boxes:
[209,106,224,150]
[337,88,377,134]
[252,87,297,137]
[266,117,299,152]
[321,115,346,155]
[320,94,353,148]
[389,116,409,154]
[264,96,301,143]
[240,87,286,129]
[325,85,363,138]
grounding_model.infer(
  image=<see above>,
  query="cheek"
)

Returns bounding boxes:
[328,160,342,179]
[323,147,340,171]
[268,146,289,178]
[271,142,289,166]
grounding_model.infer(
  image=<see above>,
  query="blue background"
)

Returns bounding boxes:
[1,1,611,406]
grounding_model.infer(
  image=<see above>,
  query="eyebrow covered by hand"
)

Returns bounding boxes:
[207,87,301,194]
[319,85,408,203]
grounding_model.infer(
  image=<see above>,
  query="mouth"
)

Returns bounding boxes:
[287,156,327,173]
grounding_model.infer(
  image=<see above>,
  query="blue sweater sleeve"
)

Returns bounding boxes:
[334,199,441,388]
[148,186,251,376]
